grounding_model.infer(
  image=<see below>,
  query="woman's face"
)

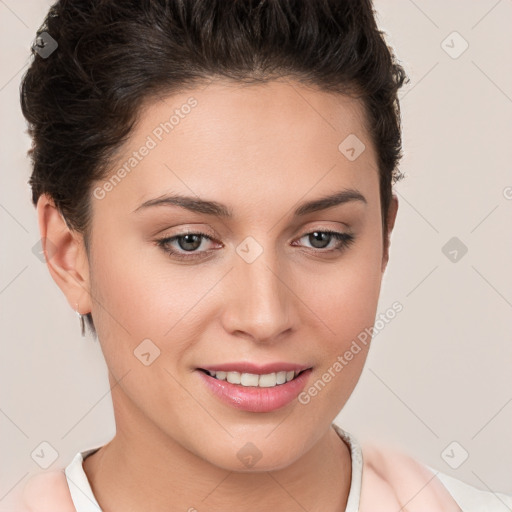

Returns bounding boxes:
[81,79,395,471]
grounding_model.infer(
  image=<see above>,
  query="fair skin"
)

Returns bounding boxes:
[37,79,399,512]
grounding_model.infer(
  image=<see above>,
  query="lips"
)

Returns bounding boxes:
[196,363,313,413]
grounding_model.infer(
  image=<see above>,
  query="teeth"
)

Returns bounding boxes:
[276,371,287,384]
[240,373,259,386]
[207,370,300,387]
[226,371,241,384]
[258,373,277,387]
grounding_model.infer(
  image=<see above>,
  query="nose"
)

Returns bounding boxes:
[221,247,296,344]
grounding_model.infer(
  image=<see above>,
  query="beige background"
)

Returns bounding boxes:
[1,0,511,509]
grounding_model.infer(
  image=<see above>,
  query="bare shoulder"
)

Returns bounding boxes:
[21,470,76,512]
[359,441,462,512]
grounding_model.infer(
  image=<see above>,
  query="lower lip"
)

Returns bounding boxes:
[197,369,312,413]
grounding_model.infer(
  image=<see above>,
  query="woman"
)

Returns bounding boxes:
[18,0,512,511]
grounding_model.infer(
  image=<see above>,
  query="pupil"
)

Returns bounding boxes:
[310,231,330,249]
[180,234,201,251]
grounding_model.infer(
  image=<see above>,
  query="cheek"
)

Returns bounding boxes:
[297,228,383,399]
[305,229,383,341]
[87,228,225,366]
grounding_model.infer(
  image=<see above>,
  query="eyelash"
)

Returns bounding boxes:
[155,229,356,261]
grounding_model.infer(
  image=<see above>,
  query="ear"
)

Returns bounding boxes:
[381,193,399,273]
[36,193,92,316]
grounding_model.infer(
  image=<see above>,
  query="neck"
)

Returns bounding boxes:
[83,388,352,512]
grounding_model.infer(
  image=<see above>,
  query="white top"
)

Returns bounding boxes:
[64,445,103,511]
[63,425,512,512]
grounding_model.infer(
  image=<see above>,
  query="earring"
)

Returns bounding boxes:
[75,303,86,337]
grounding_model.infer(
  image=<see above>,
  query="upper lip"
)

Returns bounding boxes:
[198,362,311,374]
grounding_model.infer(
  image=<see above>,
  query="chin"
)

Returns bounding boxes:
[210,449,301,473]
[193,431,310,473]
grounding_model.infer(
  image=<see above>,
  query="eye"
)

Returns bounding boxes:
[293,230,356,253]
[156,231,217,261]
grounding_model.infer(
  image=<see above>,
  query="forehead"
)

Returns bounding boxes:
[95,79,378,216]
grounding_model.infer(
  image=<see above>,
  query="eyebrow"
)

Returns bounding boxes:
[132,188,367,217]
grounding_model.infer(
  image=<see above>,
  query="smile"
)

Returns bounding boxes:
[199,369,304,388]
